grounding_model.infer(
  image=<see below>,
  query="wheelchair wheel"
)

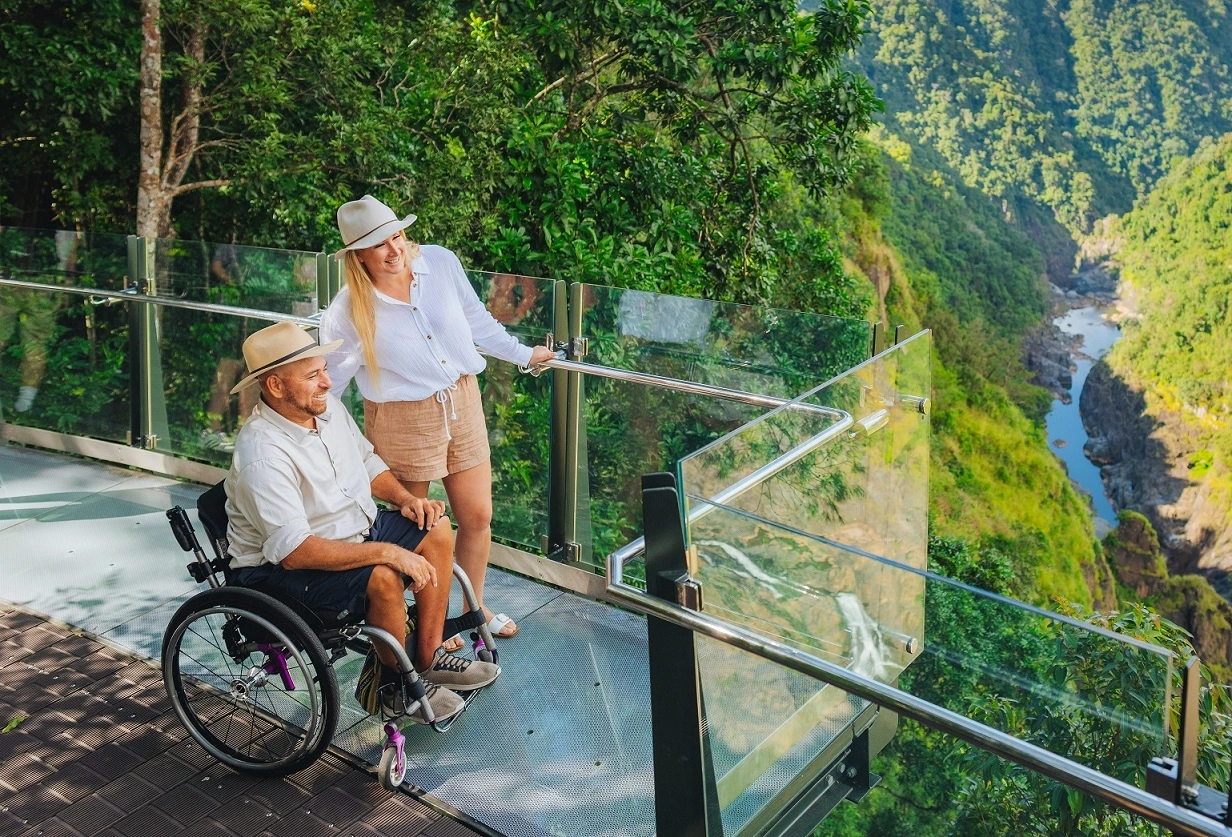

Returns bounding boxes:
[378,744,407,791]
[162,587,339,775]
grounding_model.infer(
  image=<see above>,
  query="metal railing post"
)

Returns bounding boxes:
[558,282,588,564]
[329,254,344,300]
[315,253,331,309]
[546,280,570,556]
[125,235,169,450]
[643,471,721,836]
[1177,655,1200,803]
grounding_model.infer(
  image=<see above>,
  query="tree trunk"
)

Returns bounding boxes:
[158,23,204,237]
[136,0,162,240]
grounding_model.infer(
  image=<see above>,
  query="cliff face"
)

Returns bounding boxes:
[1081,361,1232,595]
[1105,512,1232,676]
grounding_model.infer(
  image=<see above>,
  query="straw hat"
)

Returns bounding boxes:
[333,194,416,259]
[230,322,343,394]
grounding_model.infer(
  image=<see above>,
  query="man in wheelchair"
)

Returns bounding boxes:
[222,321,498,724]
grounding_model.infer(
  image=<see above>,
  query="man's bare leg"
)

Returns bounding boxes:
[364,520,454,670]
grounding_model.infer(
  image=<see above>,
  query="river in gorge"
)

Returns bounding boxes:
[1044,306,1123,530]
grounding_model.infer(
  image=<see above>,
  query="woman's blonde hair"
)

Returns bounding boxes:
[342,234,420,387]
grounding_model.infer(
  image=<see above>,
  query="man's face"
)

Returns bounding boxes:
[266,356,331,423]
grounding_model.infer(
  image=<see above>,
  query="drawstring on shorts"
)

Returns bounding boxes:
[435,382,459,440]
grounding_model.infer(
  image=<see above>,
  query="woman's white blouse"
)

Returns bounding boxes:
[319,245,535,402]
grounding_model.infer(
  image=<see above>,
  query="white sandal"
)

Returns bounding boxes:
[486,612,519,638]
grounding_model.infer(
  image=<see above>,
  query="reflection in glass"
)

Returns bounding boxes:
[580,284,873,397]
[576,283,875,568]
[153,237,319,315]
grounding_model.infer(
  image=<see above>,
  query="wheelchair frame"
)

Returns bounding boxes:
[161,481,499,789]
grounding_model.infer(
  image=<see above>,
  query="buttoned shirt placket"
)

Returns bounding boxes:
[379,273,460,438]
[312,411,373,534]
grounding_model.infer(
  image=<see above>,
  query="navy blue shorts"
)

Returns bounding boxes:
[233,510,432,619]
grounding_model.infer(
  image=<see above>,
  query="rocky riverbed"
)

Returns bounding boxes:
[1080,359,1232,594]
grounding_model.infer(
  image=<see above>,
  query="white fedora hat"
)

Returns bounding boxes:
[333,194,416,260]
[230,321,344,394]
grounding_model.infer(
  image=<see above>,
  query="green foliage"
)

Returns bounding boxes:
[1110,134,1232,427]
[822,539,1232,836]
[842,141,1101,606]
[851,0,1232,246]
[0,0,140,227]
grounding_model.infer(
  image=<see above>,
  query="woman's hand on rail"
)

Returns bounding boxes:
[527,345,557,367]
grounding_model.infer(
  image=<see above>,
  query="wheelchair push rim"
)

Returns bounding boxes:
[162,588,339,775]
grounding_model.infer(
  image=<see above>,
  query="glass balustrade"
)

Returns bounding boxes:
[0,226,130,291]
[674,332,1174,827]
[575,284,873,397]
[464,270,559,553]
[573,283,876,571]
[153,236,320,315]
[0,228,132,441]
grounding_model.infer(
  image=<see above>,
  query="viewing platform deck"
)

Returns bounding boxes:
[0,442,660,836]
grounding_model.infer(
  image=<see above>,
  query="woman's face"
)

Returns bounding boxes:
[357,231,408,280]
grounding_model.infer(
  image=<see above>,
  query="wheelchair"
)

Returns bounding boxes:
[160,481,499,790]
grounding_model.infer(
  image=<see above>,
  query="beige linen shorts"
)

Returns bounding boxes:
[364,374,490,483]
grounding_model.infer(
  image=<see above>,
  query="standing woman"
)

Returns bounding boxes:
[320,195,555,643]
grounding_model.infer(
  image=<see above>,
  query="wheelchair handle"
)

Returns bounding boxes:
[167,506,199,553]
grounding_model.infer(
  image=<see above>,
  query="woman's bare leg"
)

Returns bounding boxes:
[402,461,503,638]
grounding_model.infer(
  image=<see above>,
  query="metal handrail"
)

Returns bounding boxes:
[606,578,1227,837]
[4,274,1220,832]
[0,274,846,417]
[606,410,857,583]
[0,276,318,326]
[544,355,846,419]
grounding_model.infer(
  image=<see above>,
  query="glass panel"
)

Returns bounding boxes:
[0,226,130,291]
[676,333,1172,825]
[576,284,873,398]
[467,270,557,553]
[145,237,319,461]
[154,302,274,464]
[679,331,932,660]
[578,375,769,568]
[153,237,320,316]
[0,286,130,443]
[690,501,1174,828]
[0,228,131,440]
[576,283,874,570]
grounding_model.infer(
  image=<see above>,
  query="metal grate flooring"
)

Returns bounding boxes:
[0,442,659,836]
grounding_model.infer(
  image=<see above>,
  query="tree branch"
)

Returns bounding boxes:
[531,48,627,102]
[171,178,232,197]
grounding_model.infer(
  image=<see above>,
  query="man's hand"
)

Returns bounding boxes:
[383,543,438,592]
[399,496,446,530]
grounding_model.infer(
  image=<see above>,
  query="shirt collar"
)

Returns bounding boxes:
[372,256,430,307]
[254,397,332,441]
[410,253,431,275]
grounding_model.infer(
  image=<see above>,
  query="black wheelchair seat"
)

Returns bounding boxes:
[195,480,363,631]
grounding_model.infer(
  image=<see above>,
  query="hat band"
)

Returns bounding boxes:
[343,219,396,248]
[249,344,317,377]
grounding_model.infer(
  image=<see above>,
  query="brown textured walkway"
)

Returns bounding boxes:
[0,604,487,837]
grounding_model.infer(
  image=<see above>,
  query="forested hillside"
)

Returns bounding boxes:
[854,0,1232,276]
[1101,135,1232,576]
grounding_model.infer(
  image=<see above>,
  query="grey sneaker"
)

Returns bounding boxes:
[379,677,465,725]
[417,648,500,692]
